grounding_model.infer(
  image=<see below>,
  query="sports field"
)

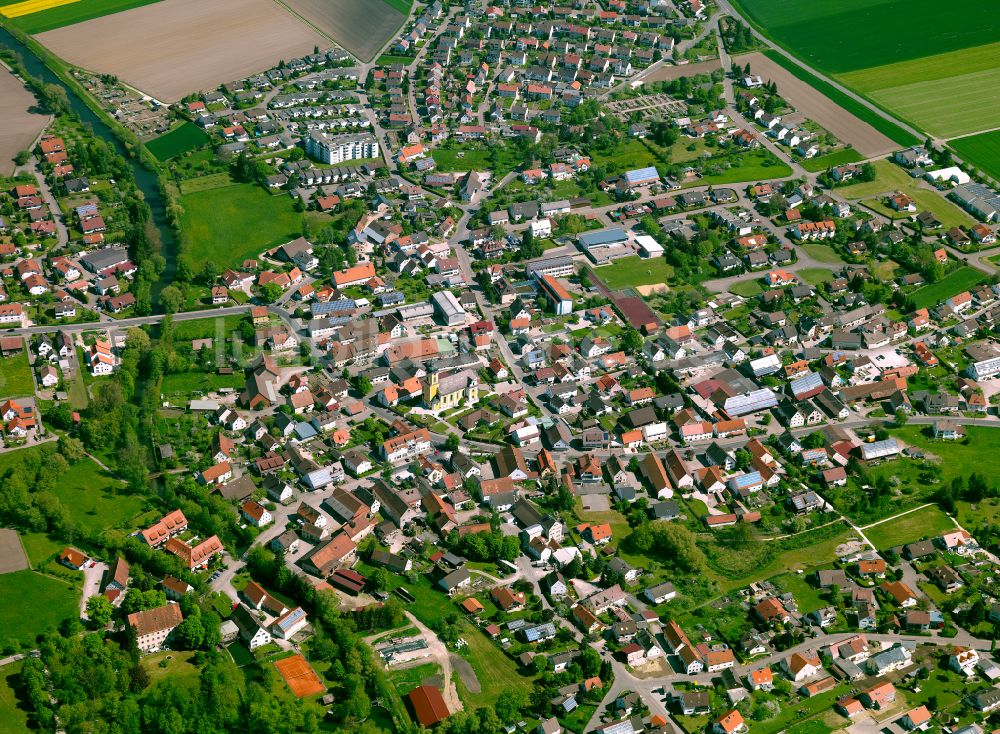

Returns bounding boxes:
[179,182,303,268]
[0,0,159,32]
[732,0,999,74]
[595,256,674,290]
[282,0,406,62]
[36,0,327,101]
[146,122,208,161]
[951,130,1000,183]
[274,654,325,698]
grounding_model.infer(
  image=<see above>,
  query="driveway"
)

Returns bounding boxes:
[79,561,108,618]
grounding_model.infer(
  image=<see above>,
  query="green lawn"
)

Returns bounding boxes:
[729,279,763,297]
[862,189,975,230]
[594,256,674,289]
[0,570,79,649]
[862,505,956,550]
[590,139,661,173]
[3,0,162,33]
[160,370,246,397]
[951,129,1000,183]
[429,145,523,175]
[772,572,827,614]
[388,662,440,695]
[909,266,987,309]
[179,182,303,268]
[690,149,792,187]
[0,660,28,733]
[146,123,209,161]
[18,532,62,567]
[142,651,201,688]
[800,148,863,173]
[0,352,34,397]
[169,314,245,341]
[455,622,534,709]
[801,243,844,264]
[798,268,834,285]
[834,160,914,199]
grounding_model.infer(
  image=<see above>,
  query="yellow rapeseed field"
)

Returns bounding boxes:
[1,0,79,18]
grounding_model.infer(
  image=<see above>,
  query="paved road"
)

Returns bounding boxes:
[5,304,252,337]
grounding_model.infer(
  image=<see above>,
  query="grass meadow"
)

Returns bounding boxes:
[910,266,987,309]
[863,505,956,550]
[0,569,79,649]
[146,122,209,161]
[0,351,34,396]
[179,182,303,268]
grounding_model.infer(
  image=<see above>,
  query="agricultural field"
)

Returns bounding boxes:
[839,43,1000,139]
[145,122,209,161]
[179,182,303,268]
[739,52,897,156]
[36,0,328,101]
[731,0,998,74]
[909,266,987,310]
[951,130,1000,183]
[282,0,407,62]
[862,505,956,550]
[594,256,674,290]
[0,66,49,176]
[0,569,79,649]
[0,351,35,397]
[0,0,161,32]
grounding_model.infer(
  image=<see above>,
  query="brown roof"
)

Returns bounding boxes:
[407,685,450,727]
[128,603,183,637]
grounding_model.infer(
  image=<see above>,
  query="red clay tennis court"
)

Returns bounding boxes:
[274,654,325,698]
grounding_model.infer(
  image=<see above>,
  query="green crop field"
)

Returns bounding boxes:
[0,351,34,396]
[951,130,1000,183]
[863,505,956,550]
[800,147,862,173]
[760,52,918,146]
[0,570,79,649]
[595,256,674,289]
[731,0,999,74]
[910,266,987,310]
[839,43,1000,138]
[179,183,303,268]
[146,123,209,161]
[2,0,162,33]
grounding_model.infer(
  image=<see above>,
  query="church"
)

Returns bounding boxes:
[423,364,479,411]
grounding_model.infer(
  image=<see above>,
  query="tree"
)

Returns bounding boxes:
[86,595,114,627]
[58,435,86,463]
[894,409,908,427]
[175,615,205,650]
[259,282,284,303]
[445,434,460,451]
[622,327,643,353]
[352,375,372,396]
[158,285,183,314]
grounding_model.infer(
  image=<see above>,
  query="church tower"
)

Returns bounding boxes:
[423,365,439,404]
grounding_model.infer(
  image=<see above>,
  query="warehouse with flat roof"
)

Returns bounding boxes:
[431,290,466,326]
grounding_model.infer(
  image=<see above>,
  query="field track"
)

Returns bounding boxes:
[738,52,896,157]
[0,65,49,176]
[36,0,328,101]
